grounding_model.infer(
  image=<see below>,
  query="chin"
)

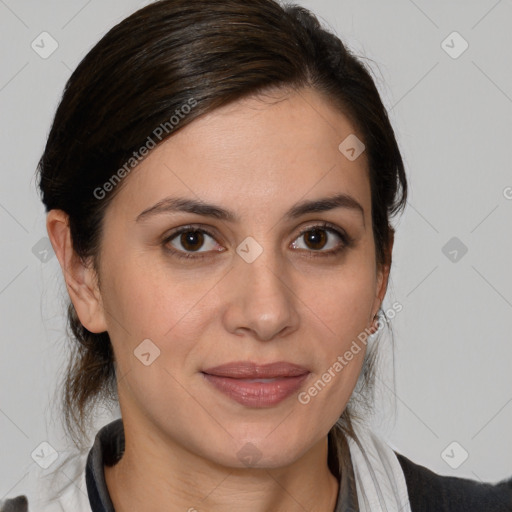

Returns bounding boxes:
[203,428,314,470]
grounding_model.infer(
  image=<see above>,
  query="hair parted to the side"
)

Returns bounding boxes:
[36,0,407,497]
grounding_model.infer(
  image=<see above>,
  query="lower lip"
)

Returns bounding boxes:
[202,372,310,407]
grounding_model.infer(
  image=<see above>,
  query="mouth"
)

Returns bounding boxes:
[202,360,310,379]
[201,361,310,407]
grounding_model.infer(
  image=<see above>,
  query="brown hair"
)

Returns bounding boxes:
[37,0,406,464]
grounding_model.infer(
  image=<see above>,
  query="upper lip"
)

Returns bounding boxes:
[202,361,309,379]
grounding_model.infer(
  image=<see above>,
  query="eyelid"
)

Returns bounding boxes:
[163,224,221,246]
[162,224,222,258]
[295,221,353,245]
[162,221,353,259]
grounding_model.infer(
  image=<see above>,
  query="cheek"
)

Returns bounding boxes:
[309,264,378,342]
[293,272,376,432]
[299,256,378,393]
[99,259,211,415]
[100,255,218,365]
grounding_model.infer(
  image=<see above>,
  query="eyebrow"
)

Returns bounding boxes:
[135,193,365,224]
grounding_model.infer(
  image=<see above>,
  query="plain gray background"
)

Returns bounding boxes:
[1,0,511,503]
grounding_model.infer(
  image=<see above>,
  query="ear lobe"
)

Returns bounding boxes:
[46,209,108,334]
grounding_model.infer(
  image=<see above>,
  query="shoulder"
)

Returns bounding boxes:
[395,451,512,512]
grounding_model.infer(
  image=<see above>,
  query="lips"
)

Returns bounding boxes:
[202,361,309,379]
[201,361,310,407]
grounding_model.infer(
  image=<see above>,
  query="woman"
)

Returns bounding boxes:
[2,0,511,510]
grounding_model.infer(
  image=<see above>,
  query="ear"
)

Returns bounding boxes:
[369,228,394,332]
[46,209,108,334]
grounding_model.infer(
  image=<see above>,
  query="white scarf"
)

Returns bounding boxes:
[346,420,412,512]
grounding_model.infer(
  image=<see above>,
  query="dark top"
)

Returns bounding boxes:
[2,418,511,511]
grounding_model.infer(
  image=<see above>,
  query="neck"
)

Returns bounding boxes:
[104,419,340,512]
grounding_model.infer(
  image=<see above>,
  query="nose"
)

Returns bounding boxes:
[221,246,300,342]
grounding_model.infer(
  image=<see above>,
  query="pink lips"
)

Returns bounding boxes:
[202,361,310,407]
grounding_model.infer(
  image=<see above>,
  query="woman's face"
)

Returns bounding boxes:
[88,87,389,468]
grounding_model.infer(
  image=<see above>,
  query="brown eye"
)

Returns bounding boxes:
[290,223,351,257]
[179,230,205,252]
[303,228,328,250]
[163,226,221,259]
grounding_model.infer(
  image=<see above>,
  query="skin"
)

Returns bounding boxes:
[47,87,392,512]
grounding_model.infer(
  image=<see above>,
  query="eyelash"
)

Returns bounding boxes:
[162,222,353,261]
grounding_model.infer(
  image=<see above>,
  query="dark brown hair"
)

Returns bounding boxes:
[37,0,407,460]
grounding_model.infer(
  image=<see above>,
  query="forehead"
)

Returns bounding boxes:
[106,88,371,223]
